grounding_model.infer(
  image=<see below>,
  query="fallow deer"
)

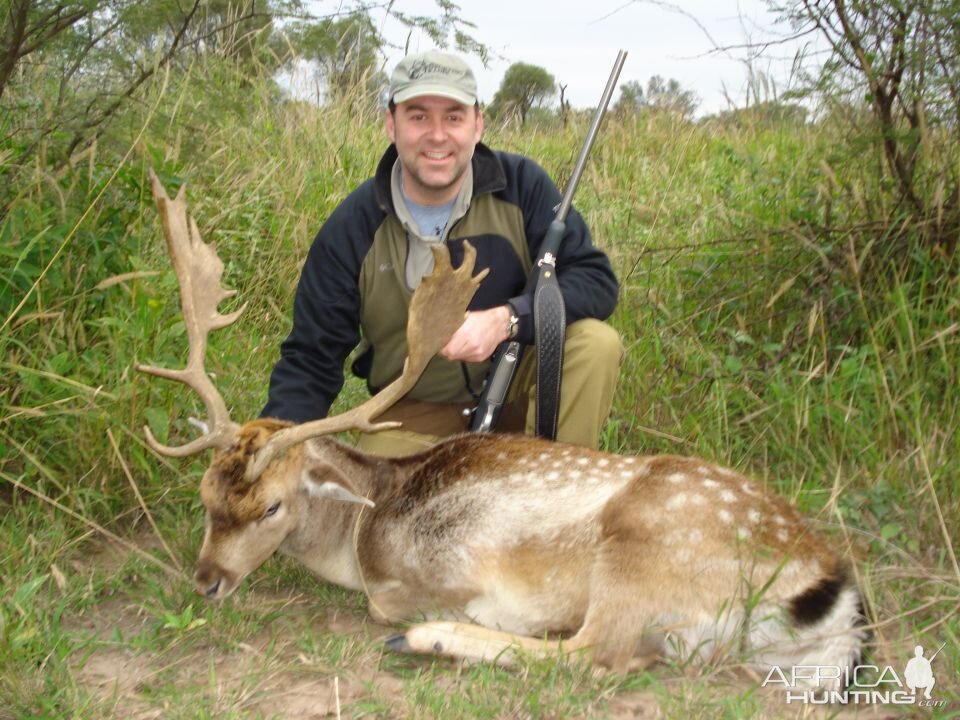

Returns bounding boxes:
[139,171,867,688]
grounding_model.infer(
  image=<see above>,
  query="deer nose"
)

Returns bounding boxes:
[194,561,228,598]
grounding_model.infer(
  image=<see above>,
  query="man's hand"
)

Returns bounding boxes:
[440,305,512,362]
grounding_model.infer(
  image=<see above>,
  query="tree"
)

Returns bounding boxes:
[645,75,699,119]
[613,76,698,119]
[785,0,959,254]
[0,0,94,102]
[614,79,645,116]
[487,62,554,125]
[287,10,386,106]
[0,0,284,183]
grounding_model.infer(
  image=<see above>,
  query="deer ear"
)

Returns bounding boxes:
[302,466,375,508]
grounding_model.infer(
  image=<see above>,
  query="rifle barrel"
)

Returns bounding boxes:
[555,49,628,223]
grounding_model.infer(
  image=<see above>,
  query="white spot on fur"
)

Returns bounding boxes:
[688,529,703,543]
[496,452,508,461]
[597,458,610,468]
[620,470,633,479]
[690,494,707,506]
[737,527,752,540]
[774,515,787,525]
[546,471,559,481]
[624,457,636,464]
[577,457,589,465]
[777,529,790,543]
[720,490,737,503]
[667,494,688,509]
[718,509,733,524]
[741,482,758,496]
[538,453,551,461]
[668,473,687,484]
[570,469,583,480]
[748,509,762,524]
[702,478,720,488]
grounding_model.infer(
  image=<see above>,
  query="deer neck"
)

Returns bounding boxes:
[277,438,399,591]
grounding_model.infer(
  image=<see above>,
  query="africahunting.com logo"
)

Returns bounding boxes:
[761,643,947,707]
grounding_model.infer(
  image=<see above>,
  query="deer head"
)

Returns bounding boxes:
[139,170,486,597]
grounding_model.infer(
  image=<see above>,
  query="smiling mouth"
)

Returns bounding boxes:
[423,151,451,160]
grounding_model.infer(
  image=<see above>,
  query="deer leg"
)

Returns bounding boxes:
[565,575,663,672]
[386,621,579,666]
[384,549,668,672]
[563,508,671,672]
[385,612,661,672]
[365,582,423,624]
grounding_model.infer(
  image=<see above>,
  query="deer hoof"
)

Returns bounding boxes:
[385,633,413,653]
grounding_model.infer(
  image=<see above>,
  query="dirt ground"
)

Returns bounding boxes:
[65,538,929,719]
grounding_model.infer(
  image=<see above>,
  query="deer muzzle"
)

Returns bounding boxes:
[194,559,238,600]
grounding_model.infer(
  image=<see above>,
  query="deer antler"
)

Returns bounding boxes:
[247,243,488,480]
[136,170,245,456]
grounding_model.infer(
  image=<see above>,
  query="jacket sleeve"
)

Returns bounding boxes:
[259,214,365,424]
[505,155,619,345]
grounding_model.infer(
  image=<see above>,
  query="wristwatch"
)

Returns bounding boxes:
[506,307,520,340]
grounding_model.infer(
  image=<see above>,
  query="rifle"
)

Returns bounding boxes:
[469,50,627,436]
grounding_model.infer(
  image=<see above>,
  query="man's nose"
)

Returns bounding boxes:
[427,118,446,141]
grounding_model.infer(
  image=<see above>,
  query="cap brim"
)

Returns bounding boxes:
[392,84,476,106]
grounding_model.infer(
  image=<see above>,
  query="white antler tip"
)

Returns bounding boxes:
[363,420,404,433]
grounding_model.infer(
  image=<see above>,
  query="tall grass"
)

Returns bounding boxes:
[1,52,957,718]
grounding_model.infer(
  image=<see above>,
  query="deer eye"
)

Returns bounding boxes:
[263,501,281,519]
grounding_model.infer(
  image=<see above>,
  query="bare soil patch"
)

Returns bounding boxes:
[65,536,944,719]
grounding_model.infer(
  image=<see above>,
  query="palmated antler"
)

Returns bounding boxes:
[136,169,245,456]
[247,243,488,480]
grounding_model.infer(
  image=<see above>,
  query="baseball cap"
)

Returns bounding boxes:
[389,51,478,105]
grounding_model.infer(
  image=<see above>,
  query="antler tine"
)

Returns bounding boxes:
[248,242,488,480]
[136,169,244,456]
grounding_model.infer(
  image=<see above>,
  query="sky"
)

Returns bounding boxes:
[371,0,812,116]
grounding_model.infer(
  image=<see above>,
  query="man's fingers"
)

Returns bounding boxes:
[440,307,508,362]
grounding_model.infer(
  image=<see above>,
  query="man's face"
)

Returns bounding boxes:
[385,95,483,206]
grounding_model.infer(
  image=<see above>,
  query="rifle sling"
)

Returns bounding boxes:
[534,272,565,440]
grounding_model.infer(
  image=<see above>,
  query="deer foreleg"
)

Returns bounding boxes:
[385,621,587,666]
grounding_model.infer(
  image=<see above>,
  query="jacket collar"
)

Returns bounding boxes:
[373,141,506,216]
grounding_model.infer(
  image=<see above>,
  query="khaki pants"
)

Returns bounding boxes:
[356,319,623,457]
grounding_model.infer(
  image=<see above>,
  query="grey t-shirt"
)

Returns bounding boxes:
[406,195,455,240]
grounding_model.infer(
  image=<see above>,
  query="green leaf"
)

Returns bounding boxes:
[724,355,744,373]
[144,407,169,443]
[13,574,49,605]
[880,523,902,541]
